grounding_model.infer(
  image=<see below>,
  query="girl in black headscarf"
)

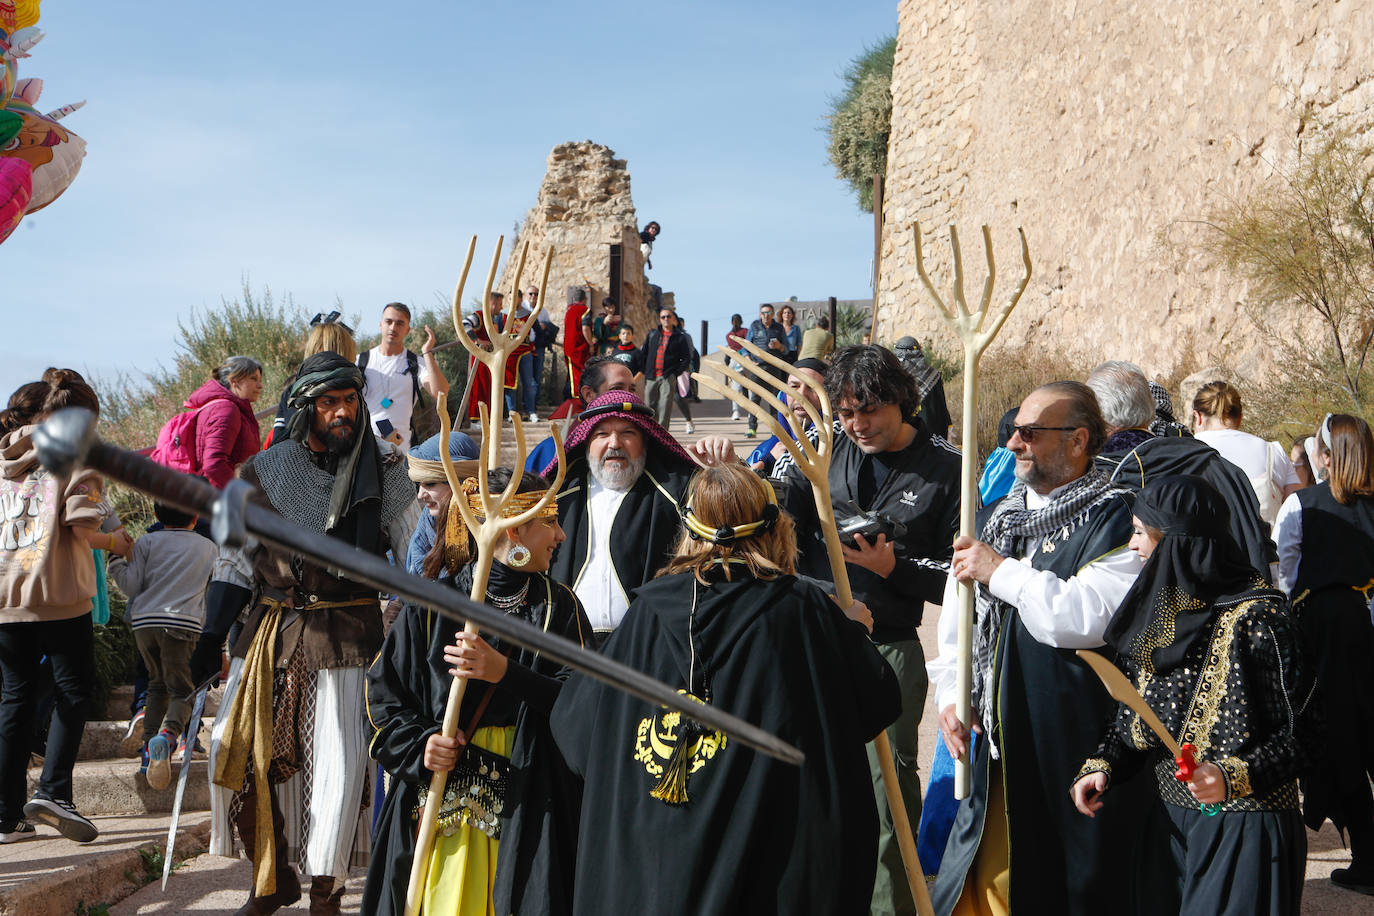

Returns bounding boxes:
[1070,475,1306,916]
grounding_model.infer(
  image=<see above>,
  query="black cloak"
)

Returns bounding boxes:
[551,570,901,916]
[550,451,694,597]
[361,564,592,916]
[1098,434,1277,576]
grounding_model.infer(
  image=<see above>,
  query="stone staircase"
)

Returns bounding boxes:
[26,684,222,817]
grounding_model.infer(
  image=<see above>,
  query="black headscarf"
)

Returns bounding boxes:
[996,407,1018,449]
[1104,474,1273,674]
[285,352,381,536]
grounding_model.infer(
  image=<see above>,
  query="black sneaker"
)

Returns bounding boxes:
[0,820,35,844]
[1332,865,1374,896]
[23,796,98,843]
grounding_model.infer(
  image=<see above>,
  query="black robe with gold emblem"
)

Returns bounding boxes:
[361,563,592,916]
[551,570,901,916]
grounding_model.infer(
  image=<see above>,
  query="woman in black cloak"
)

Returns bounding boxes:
[1071,475,1306,915]
[1273,413,1374,895]
[361,467,591,916]
[551,463,901,916]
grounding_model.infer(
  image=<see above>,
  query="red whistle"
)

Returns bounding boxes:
[1174,743,1198,782]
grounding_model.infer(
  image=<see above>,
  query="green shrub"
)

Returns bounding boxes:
[825,36,897,213]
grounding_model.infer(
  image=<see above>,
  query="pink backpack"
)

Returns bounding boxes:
[149,405,204,473]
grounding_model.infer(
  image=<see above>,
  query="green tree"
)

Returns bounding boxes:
[825,36,896,213]
[1199,127,1374,410]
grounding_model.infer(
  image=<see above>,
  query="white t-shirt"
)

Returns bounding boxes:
[361,346,430,450]
[1194,428,1298,524]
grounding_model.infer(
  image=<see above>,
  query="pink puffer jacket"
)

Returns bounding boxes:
[185,379,261,488]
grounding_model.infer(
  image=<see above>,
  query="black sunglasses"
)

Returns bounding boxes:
[1011,424,1079,443]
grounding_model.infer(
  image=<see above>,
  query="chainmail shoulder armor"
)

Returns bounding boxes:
[251,439,416,533]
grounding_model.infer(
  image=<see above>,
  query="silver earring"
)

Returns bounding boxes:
[508,543,531,567]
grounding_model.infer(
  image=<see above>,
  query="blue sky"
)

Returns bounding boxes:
[1,1,894,399]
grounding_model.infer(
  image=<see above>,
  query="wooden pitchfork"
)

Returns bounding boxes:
[692,338,935,916]
[404,236,564,916]
[911,224,1031,799]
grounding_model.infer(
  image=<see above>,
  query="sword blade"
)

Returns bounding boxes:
[1076,649,1182,757]
[35,413,803,766]
[161,682,210,889]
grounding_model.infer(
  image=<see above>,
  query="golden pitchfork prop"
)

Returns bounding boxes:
[404,236,565,915]
[912,224,1031,800]
[693,338,935,916]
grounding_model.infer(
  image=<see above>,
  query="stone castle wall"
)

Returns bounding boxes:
[496,141,655,343]
[879,0,1374,379]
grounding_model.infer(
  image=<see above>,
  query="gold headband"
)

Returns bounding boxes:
[458,478,558,522]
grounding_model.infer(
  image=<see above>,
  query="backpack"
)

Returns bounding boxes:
[149,405,205,473]
[358,348,430,442]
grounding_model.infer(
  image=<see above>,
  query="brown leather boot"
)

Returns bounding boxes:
[232,788,301,916]
[308,875,345,915]
[232,868,302,916]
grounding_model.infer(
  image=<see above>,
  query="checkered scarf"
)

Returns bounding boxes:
[971,468,1127,751]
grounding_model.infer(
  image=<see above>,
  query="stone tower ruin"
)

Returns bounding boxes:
[499,141,658,341]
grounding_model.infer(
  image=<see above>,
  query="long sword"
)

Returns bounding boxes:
[161,677,212,889]
[35,409,803,766]
[1076,649,1198,781]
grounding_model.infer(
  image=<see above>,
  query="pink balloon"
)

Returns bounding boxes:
[0,156,32,244]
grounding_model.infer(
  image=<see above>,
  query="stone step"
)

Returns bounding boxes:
[28,757,211,817]
[102,683,224,722]
[0,813,212,916]
[76,717,213,761]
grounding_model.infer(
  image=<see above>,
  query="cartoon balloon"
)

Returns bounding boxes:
[0,1,41,34]
[0,155,31,242]
[2,76,84,212]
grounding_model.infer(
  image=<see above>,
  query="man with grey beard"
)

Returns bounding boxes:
[542,390,732,646]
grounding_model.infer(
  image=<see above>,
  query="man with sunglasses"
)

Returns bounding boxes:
[776,344,961,916]
[640,306,694,433]
[742,304,788,438]
[929,381,1147,916]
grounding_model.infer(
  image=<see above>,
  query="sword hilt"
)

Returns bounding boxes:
[1174,742,1198,782]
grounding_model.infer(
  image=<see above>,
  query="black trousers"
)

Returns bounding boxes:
[0,612,95,821]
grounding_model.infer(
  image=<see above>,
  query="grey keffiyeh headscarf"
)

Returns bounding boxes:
[893,336,942,401]
[284,352,377,532]
[970,468,1130,752]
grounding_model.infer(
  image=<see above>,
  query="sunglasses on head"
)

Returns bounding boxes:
[1010,424,1079,443]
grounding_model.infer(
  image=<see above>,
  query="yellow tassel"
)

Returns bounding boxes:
[650,723,701,805]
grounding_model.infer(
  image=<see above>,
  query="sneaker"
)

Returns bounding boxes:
[23,796,98,843]
[730,411,740,421]
[138,741,150,776]
[118,709,145,757]
[685,422,696,435]
[528,413,538,423]
[745,429,757,438]
[146,730,173,790]
[1332,865,1374,895]
[175,732,207,757]
[0,820,35,844]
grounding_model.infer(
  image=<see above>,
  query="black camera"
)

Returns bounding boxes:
[836,501,907,548]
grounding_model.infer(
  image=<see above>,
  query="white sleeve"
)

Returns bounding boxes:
[1273,492,1303,594]
[1272,441,1299,490]
[985,546,1143,649]
[928,571,962,713]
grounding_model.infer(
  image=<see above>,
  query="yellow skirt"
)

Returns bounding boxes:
[423,725,515,916]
